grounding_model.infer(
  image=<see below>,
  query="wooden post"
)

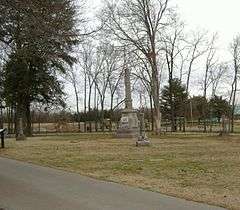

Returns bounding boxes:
[0,129,6,149]
[1,133,4,149]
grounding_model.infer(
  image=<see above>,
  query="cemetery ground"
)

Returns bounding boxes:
[0,133,239,210]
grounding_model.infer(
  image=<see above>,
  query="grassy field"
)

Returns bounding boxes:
[0,133,239,210]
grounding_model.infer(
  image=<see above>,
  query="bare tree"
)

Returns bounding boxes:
[203,34,218,99]
[94,43,119,131]
[185,31,208,93]
[229,35,240,132]
[202,33,218,132]
[78,41,95,131]
[178,51,188,83]
[101,0,171,134]
[209,63,229,97]
[66,66,81,131]
[131,50,154,130]
[162,15,185,131]
[108,58,124,131]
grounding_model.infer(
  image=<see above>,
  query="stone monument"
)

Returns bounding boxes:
[116,67,139,138]
[136,112,150,146]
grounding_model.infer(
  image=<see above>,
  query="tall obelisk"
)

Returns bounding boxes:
[124,67,132,109]
[116,67,139,138]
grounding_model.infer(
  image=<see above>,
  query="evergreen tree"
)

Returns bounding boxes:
[209,95,231,122]
[161,78,188,131]
[190,96,208,121]
[0,0,79,137]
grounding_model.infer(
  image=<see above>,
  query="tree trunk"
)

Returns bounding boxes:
[7,107,10,132]
[25,100,32,137]
[94,84,98,132]
[149,94,154,131]
[109,95,114,132]
[73,81,80,132]
[231,79,237,133]
[203,65,209,133]
[169,78,176,132]
[151,59,161,135]
[88,84,92,113]
[230,59,238,133]
[101,100,105,132]
[16,100,26,140]
[8,106,13,134]
[84,73,87,133]
[186,60,194,93]
[0,106,3,129]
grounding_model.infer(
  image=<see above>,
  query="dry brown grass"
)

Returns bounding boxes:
[0,133,240,210]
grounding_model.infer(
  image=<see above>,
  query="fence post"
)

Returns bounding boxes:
[0,129,6,149]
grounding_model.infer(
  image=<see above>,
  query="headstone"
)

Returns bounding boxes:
[136,113,150,146]
[16,118,26,141]
[116,67,139,138]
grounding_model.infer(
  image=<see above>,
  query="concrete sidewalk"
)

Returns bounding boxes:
[0,157,225,210]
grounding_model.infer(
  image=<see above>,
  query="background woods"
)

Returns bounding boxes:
[0,0,239,135]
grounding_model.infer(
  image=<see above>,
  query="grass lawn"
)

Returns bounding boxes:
[0,133,239,210]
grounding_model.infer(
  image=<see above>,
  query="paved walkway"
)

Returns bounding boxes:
[0,157,225,210]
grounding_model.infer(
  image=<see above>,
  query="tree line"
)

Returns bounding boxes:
[0,0,240,138]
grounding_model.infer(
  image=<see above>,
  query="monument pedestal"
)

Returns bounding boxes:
[116,66,140,138]
[136,112,150,146]
[116,109,139,138]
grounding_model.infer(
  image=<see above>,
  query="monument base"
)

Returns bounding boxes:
[116,109,139,138]
[136,133,150,146]
[136,139,150,147]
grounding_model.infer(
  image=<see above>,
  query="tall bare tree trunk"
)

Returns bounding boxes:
[151,59,161,135]
[109,94,114,132]
[231,72,237,133]
[203,72,208,133]
[149,94,154,132]
[73,81,80,132]
[229,36,240,133]
[101,101,105,132]
[84,73,87,132]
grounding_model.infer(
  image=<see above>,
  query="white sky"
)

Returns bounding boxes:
[66,0,240,110]
[177,0,239,32]
[176,0,240,57]
[87,0,240,57]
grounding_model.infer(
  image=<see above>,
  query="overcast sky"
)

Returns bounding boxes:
[177,0,240,56]
[177,0,239,33]
[66,0,240,110]
[87,0,240,58]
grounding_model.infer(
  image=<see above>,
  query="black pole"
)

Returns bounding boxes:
[1,131,4,149]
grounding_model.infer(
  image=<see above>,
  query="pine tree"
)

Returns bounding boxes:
[161,78,188,131]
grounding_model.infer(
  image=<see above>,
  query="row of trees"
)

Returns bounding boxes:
[66,0,240,133]
[0,0,240,137]
[161,78,231,131]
